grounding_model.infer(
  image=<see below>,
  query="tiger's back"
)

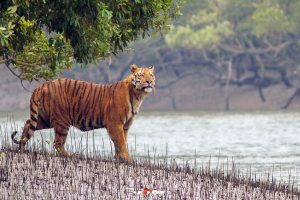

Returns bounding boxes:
[38,79,112,131]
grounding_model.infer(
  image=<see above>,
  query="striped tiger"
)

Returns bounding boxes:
[11,64,155,161]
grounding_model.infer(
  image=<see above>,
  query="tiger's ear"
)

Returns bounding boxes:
[130,64,138,73]
[149,65,155,72]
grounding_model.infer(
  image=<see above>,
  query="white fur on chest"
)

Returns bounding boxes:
[133,99,143,114]
[127,96,144,116]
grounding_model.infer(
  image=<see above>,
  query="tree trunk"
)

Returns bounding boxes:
[225,59,233,111]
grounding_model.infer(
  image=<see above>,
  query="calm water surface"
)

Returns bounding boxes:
[1,111,299,185]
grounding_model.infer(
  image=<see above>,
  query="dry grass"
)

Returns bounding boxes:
[0,123,299,199]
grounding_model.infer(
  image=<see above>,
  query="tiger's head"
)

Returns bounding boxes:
[130,64,155,93]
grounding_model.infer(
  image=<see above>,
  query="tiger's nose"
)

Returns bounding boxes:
[146,80,152,84]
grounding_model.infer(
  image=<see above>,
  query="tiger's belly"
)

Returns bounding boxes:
[73,119,105,132]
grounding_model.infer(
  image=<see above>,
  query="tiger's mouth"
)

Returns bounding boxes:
[142,85,153,93]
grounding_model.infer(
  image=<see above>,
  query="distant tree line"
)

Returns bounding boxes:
[165,0,300,109]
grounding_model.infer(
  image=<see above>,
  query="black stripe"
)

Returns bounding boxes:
[77,112,83,123]
[82,84,93,112]
[88,85,99,122]
[99,85,106,120]
[71,80,78,97]
[67,79,71,93]
[88,119,93,130]
[90,84,98,109]
[41,84,46,110]
[129,96,134,115]
[82,84,95,120]
[56,131,68,136]
[65,79,69,94]
[62,80,71,121]
[30,114,37,122]
[108,84,113,96]
[46,82,51,115]
[52,100,69,126]
[32,94,38,106]
[71,81,81,119]
[96,115,102,127]
[111,82,119,108]
[81,119,86,131]
[55,97,66,115]
[30,104,37,115]
[134,92,140,101]
[46,82,51,99]
[83,83,92,103]
[52,82,57,94]
[76,83,88,114]
[78,83,88,103]
[54,121,68,129]
[58,79,63,92]
[39,115,50,128]
[96,85,102,101]
[29,124,36,130]
[103,85,106,95]
[75,82,83,96]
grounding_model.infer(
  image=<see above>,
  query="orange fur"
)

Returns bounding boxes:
[12,64,155,161]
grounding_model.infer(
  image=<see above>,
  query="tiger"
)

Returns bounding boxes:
[11,64,155,161]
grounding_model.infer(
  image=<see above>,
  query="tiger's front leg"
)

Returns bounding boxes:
[106,124,132,162]
[53,121,70,157]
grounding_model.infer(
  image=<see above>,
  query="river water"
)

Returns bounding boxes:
[1,111,300,186]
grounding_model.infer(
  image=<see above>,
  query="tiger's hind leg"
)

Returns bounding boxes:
[14,115,51,150]
[17,119,31,150]
[12,89,42,150]
[53,125,70,157]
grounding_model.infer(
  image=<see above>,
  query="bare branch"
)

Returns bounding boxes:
[20,80,32,92]
[156,71,203,89]
[282,88,300,109]
[224,58,233,111]
[5,63,20,78]
[4,63,32,93]
[219,40,292,55]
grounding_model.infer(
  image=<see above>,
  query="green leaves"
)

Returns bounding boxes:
[15,29,73,81]
[7,5,18,14]
[165,0,300,50]
[0,0,183,82]
[0,5,17,46]
[249,3,294,37]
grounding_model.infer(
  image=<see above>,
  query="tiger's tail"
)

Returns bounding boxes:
[11,131,21,144]
[11,88,41,148]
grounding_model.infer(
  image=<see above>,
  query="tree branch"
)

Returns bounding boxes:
[12,59,41,68]
[4,63,32,92]
[282,88,300,109]
[219,40,292,55]
[156,71,203,89]
[224,58,233,111]
[0,57,42,68]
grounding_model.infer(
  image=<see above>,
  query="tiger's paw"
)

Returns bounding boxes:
[114,154,134,164]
